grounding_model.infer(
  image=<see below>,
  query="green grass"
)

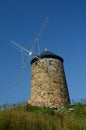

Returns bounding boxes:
[0,103,86,130]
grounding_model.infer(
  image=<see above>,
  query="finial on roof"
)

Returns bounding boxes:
[45,48,48,51]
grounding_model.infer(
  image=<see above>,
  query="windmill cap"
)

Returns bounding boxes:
[31,50,64,64]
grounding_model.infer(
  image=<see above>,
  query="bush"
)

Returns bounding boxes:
[25,105,55,115]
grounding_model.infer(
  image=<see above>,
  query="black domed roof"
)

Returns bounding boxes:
[31,50,64,64]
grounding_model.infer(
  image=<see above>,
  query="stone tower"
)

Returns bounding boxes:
[30,50,70,108]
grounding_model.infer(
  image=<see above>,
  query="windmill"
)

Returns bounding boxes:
[10,17,70,108]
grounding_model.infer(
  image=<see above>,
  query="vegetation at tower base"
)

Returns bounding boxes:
[0,103,86,130]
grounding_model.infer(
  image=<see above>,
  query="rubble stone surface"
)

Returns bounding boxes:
[30,58,70,108]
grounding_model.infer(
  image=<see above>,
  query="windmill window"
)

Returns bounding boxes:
[48,62,52,66]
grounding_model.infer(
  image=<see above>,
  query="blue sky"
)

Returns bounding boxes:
[0,0,86,105]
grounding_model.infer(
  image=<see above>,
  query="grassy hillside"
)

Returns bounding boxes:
[0,103,86,130]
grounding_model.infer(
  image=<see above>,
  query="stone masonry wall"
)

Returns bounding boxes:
[30,58,70,108]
